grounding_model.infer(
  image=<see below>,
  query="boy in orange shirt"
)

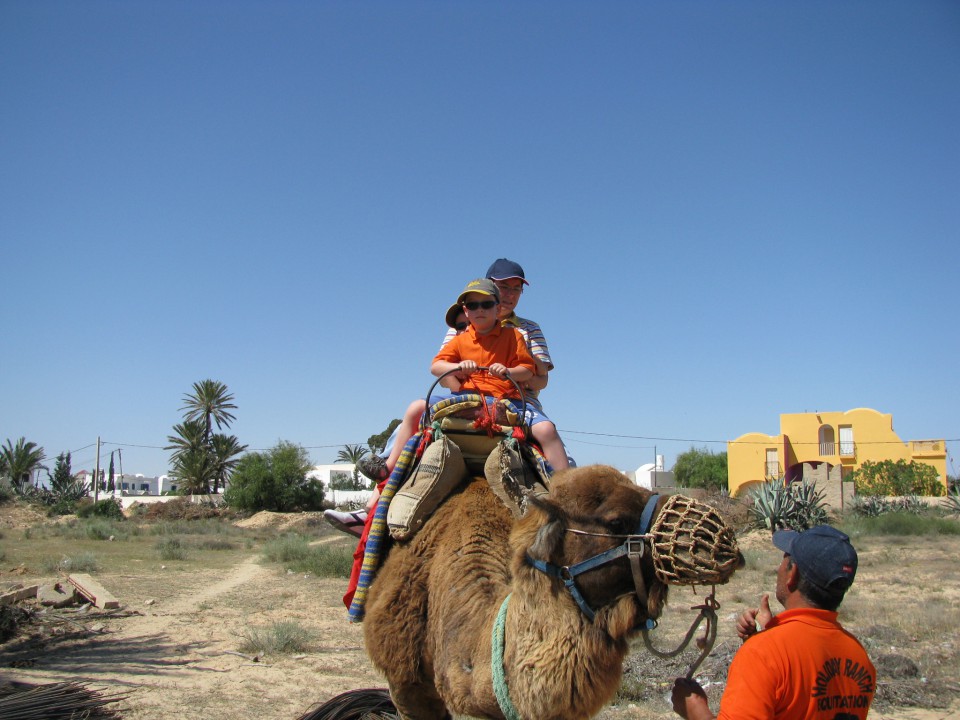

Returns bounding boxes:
[432,278,569,472]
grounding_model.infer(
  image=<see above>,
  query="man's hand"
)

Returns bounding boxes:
[736,593,773,640]
[671,678,713,720]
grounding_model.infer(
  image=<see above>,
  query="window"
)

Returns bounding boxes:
[818,425,836,456]
[839,426,855,456]
[765,449,779,479]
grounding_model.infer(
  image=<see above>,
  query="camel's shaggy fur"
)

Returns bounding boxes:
[363,464,676,720]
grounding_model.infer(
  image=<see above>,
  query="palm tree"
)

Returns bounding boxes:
[165,420,207,462]
[209,433,248,494]
[337,444,369,489]
[180,380,237,445]
[1,437,47,492]
[171,446,215,495]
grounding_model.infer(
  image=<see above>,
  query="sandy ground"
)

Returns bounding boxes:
[1,507,959,719]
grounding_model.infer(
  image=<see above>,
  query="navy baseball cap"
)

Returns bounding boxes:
[773,525,858,590]
[486,258,529,285]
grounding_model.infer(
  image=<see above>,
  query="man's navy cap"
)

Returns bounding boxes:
[486,258,529,286]
[773,525,858,591]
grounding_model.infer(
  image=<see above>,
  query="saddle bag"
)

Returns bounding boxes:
[387,434,467,541]
[483,437,550,519]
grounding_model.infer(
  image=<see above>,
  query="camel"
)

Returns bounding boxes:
[352,463,740,720]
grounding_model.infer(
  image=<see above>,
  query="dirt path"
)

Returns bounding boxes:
[2,553,379,720]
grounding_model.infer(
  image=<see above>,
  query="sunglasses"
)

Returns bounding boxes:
[462,300,497,311]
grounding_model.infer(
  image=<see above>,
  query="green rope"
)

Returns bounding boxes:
[491,594,522,720]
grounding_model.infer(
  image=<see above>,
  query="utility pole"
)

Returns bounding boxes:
[93,436,101,502]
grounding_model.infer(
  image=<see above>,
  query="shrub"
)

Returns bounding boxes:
[141,497,224,521]
[851,459,944,497]
[77,498,124,520]
[261,534,353,578]
[748,479,828,531]
[941,487,960,517]
[155,537,188,561]
[673,447,728,491]
[224,441,324,512]
[851,495,890,517]
[85,519,122,540]
[840,512,960,537]
[238,620,313,655]
[41,552,99,574]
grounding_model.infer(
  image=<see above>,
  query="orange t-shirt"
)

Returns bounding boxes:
[718,607,875,720]
[432,323,535,398]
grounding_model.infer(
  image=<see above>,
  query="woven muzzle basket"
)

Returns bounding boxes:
[649,495,740,586]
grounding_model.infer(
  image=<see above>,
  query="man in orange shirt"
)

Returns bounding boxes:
[672,525,875,720]
[432,278,568,472]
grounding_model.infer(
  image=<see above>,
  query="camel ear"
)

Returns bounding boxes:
[527,495,567,562]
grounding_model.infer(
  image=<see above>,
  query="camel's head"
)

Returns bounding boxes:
[511,464,741,638]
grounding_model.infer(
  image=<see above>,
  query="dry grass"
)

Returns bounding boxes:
[1,500,958,719]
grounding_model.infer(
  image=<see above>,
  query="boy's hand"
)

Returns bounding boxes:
[487,363,508,377]
[458,360,478,375]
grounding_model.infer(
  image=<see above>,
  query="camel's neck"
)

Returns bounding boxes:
[500,573,631,720]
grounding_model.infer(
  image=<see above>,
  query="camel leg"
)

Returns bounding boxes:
[390,680,452,720]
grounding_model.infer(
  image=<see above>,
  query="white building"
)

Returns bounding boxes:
[77,470,179,496]
[309,463,375,507]
[630,455,675,490]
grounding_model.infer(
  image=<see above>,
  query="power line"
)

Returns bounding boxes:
[560,429,959,447]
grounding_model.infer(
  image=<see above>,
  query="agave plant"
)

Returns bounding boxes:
[748,479,796,531]
[851,495,890,518]
[749,478,829,531]
[791,479,829,529]
[939,488,960,517]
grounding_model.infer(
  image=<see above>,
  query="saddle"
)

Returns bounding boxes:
[386,394,551,540]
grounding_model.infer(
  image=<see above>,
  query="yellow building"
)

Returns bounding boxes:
[727,408,947,507]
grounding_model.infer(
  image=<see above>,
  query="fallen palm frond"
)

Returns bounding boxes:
[296,688,398,720]
[0,680,126,719]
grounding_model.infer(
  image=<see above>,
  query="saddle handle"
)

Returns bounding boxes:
[423,367,527,433]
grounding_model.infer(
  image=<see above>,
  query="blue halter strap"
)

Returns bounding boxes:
[526,494,660,623]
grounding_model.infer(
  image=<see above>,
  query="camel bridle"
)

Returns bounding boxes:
[525,493,740,678]
[525,494,662,624]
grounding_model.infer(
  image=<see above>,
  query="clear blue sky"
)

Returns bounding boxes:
[3,1,958,480]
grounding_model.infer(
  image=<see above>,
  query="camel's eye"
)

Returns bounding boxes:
[602,517,633,536]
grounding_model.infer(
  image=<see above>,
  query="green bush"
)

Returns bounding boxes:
[749,479,828,531]
[85,519,122,540]
[224,441,324,512]
[77,498,124,520]
[155,537,188,561]
[851,459,944,497]
[673,447,728,491]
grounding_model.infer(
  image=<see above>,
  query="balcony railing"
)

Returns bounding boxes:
[819,441,835,456]
[910,440,944,456]
[765,461,782,480]
[839,441,856,457]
